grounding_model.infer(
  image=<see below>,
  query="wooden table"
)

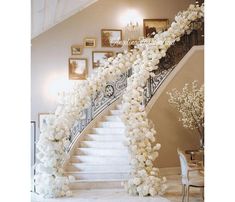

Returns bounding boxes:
[185,149,204,161]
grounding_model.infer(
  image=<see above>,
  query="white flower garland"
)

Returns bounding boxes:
[121,4,204,196]
[34,4,204,198]
[34,49,140,197]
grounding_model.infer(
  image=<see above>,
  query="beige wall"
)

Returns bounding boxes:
[31,0,195,129]
[148,47,204,168]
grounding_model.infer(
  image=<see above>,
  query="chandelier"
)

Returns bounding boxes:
[125,21,140,40]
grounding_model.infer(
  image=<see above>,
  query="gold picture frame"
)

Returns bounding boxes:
[68,58,88,80]
[84,37,96,48]
[71,45,83,55]
[128,40,139,51]
[101,29,122,47]
[92,51,114,69]
[143,19,169,38]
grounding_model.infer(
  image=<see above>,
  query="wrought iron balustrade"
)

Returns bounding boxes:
[68,18,204,151]
[143,18,204,105]
[68,69,132,147]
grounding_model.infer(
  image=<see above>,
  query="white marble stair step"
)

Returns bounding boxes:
[110,110,122,115]
[71,155,129,164]
[85,134,125,141]
[75,148,128,156]
[104,115,122,122]
[67,163,131,172]
[87,133,125,136]
[79,141,126,149]
[93,127,125,134]
[69,179,126,190]
[65,171,130,180]
[98,121,125,128]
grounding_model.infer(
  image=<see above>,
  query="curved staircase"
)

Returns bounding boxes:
[65,103,131,189]
[33,12,204,196]
[62,25,204,190]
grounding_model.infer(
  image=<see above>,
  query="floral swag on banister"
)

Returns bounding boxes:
[121,4,204,196]
[34,4,204,198]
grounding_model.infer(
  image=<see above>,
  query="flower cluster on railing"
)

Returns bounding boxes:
[68,70,132,146]
[34,3,204,198]
[121,4,204,196]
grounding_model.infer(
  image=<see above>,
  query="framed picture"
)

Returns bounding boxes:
[143,19,169,38]
[68,58,88,80]
[84,37,96,48]
[38,113,55,132]
[71,45,83,55]
[92,51,114,68]
[128,40,139,51]
[101,29,122,47]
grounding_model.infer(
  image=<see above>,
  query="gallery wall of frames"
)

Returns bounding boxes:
[36,19,170,131]
[31,0,195,135]
[68,21,168,81]
[36,18,169,132]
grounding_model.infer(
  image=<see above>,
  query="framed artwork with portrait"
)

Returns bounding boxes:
[101,29,122,47]
[84,37,96,48]
[68,58,88,80]
[38,113,55,132]
[92,51,114,69]
[71,45,83,55]
[143,19,169,38]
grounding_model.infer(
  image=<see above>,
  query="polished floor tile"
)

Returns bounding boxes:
[31,175,203,202]
[32,189,170,202]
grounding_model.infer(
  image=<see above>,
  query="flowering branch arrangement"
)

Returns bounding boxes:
[121,4,204,196]
[167,80,204,147]
[34,3,204,198]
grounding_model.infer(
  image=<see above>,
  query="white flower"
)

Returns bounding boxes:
[146,159,152,166]
[149,187,157,196]
[154,143,161,150]
[189,4,195,10]
[68,175,76,182]
[133,177,142,185]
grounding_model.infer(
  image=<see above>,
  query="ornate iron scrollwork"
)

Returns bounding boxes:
[67,18,204,150]
[105,85,114,98]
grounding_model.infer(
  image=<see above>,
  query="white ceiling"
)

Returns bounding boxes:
[31,0,98,39]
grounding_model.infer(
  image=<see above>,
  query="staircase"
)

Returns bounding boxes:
[65,103,131,189]
[63,29,204,190]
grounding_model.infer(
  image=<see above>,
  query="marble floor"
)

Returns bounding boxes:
[31,175,203,202]
[32,189,170,202]
[164,175,203,202]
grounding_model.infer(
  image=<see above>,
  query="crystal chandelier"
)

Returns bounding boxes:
[125,21,140,40]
